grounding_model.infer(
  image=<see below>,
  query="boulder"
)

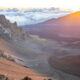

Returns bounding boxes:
[0,74,8,80]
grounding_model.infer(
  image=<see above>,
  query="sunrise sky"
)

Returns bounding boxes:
[0,0,80,10]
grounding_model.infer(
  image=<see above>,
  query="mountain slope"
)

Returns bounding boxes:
[0,58,48,80]
[0,15,52,80]
[23,11,80,78]
[23,11,80,42]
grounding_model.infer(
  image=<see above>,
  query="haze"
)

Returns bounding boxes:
[0,0,80,10]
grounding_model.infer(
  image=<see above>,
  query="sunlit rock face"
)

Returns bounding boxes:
[0,15,11,39]
[0,15,27,40]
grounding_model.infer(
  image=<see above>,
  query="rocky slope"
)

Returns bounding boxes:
[0,15,27,40]
[0,58,48,80]
[0,15,52,80]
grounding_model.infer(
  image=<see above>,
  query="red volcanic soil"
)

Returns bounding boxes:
[0,58,48,80]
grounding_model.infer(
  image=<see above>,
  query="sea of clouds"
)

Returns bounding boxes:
[0,8,72,26]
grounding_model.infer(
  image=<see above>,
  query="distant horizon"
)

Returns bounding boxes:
[0,7,72,11]
[0,7,71,26]
[0,7,78,11]
[0,0,80,11]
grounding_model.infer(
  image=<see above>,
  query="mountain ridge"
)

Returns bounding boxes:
[23,11,80,42]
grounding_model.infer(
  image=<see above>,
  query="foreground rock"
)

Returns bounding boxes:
[0,75,8,80]
[22,76,32,80]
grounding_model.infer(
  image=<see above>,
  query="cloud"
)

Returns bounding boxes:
[0,8,71,26]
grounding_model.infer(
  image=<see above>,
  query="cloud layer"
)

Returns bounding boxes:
[0,8,71,26]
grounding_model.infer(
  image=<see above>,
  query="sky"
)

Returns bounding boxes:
[0,0,80,10]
